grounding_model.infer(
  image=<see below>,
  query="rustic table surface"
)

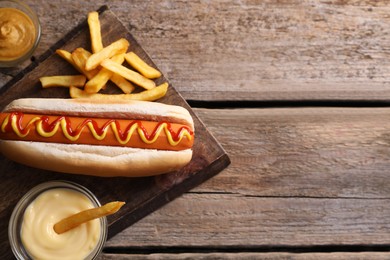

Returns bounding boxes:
[1,0,390,259]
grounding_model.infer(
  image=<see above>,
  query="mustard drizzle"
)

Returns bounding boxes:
[1,113,192,146]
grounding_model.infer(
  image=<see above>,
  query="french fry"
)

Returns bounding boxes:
[88,11,103,53]
[70,82,168,101]
[55,49,82,73]
[110,74,135,94]
[53,201,125,234]
[125,52,161,79]
[84,53,125,93]
[40,75,86,88]
[56,49,99,81]
[71,48,100,80]
[44,12,168,101]
[101,59,156,90]
[85,38,129,71]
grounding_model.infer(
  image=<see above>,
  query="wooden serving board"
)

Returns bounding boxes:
[0,6,230,257]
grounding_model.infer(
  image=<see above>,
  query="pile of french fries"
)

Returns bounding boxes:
[40,11,168,101]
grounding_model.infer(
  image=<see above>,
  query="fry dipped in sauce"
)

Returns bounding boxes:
[21,188,102,259]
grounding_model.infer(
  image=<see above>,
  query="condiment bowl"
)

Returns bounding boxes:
[9,181,107,260]
[0,0,41,67]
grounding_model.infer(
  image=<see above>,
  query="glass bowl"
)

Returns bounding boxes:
[0,0,41,67]
[9,181,107,260]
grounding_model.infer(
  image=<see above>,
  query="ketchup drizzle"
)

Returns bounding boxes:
[4,112,193,143]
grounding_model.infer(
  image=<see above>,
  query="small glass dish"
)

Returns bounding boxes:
[0,0,41,67]
[9,181,107,260]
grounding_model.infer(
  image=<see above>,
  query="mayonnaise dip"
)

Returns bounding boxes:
[21,188,101,260]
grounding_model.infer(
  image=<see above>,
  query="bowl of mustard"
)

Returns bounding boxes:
[0,0,41,67]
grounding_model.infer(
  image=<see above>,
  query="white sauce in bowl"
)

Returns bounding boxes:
[21,188,101,259]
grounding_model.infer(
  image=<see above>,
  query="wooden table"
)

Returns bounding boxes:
[1,1,390,259]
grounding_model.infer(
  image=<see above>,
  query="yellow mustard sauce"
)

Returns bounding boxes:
[2,113,192,146]
[0,7,36,61]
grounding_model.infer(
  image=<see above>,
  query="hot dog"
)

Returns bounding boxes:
[0,98,194,177]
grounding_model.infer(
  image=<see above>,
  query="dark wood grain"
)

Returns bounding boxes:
[101,252,390,260]
[0,7,229,258]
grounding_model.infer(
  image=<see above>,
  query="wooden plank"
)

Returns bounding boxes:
[101,252,390,260]
[105,194,390,247]
[0,7,229,258]
[7,0,390,101]
[192,108,390,199]
[105,107,390,247]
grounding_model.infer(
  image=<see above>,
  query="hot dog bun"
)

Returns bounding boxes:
[3,98,194,127]
[0,141,192,177]
[0,98,194,177]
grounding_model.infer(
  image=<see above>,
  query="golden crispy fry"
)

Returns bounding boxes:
[45,12,168,101]
[110,73,135,94]
[70,82,168,101]
[100,59,156,90]
[84,68,111,93]
[85,38,129,71]
[84,54,125,93]
[40,75,86,88]
[56,49,100,81]
[71,48,100,80]
[108,54,136,93]
[125,52,161,79]
[54,201,125,234]
[56,49,86,75]
[88,11,103,53]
